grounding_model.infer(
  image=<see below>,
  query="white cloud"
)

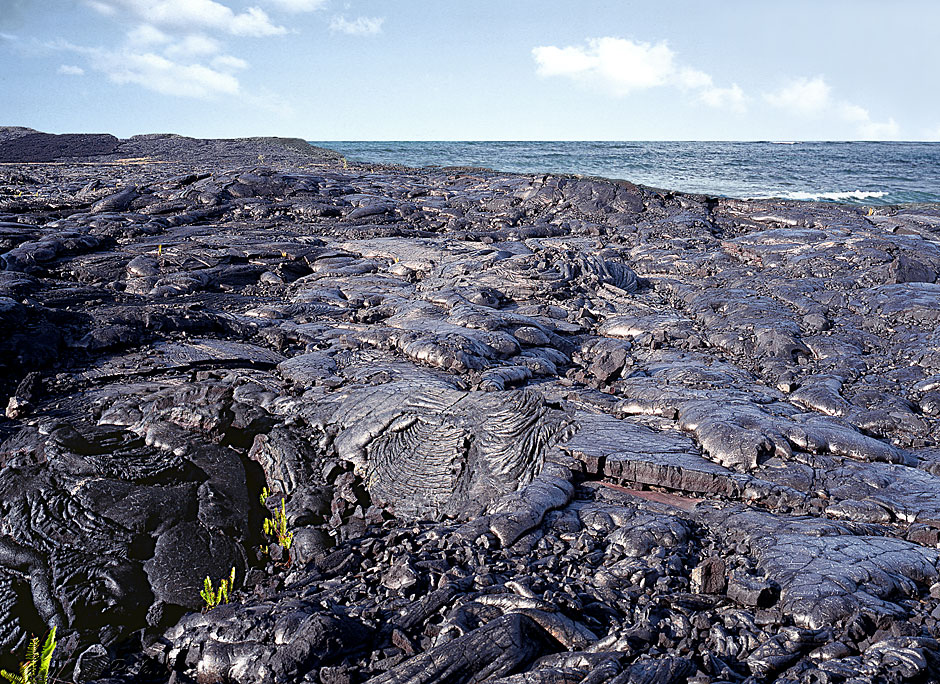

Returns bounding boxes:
[699,83,746,111]
[50,0,300,111]
[676,67,712,90]
[533,38,673,94]
[227,7,285,37]
[85,1,117,16]
[532,37,746,111]
[532,45,596,78]
[329,15,384,36]
[0,32,19,41]
[266,0,326,12]
[57,40,239,98]
[164,33,221,58]
[58,3,262,100]
[765,75,899,139]
[58,64,85,75]
[97,50,240,97]
[857,118,899,139]
[839,104,898,139]
[763,76,831,115]
[837,103,869,123]
[87,0,286,37]
[127,24,170,46]
[211,54,248,71]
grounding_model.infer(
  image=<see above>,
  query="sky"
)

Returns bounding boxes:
[2,0,940,141]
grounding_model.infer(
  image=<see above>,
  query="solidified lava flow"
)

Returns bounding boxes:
[2,127,940,683]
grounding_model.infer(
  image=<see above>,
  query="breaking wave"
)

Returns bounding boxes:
[782,190,887,201]
[748,189,940,205]
[751,190,888,203]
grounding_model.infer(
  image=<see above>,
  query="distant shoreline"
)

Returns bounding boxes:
[2,127,939,206]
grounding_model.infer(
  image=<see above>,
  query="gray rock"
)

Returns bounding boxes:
[691,557,727,594]
[727,570,778,608]
[73,644,109,683]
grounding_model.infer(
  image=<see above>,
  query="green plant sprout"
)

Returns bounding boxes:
[260,487,294,551]
[201,567,235,611]
[1,626,56,684]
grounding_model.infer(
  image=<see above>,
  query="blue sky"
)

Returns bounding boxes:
[2,0,939,140]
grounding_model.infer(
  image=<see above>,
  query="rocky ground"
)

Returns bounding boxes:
[1,127,940,684]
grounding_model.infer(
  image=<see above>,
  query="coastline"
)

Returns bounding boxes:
[315,139,940,206]
[1,129,940,683]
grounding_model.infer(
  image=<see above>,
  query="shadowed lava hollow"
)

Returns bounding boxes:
[2,126,940,683]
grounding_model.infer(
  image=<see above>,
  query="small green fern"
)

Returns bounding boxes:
[1,626,56,684]
[260,488,294,551]
[200,567,235,611]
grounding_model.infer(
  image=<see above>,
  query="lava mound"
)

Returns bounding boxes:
[0,131,119,162]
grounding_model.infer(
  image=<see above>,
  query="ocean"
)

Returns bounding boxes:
[310,141,940,206]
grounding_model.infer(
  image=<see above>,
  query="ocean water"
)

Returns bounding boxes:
[311,141,940,206]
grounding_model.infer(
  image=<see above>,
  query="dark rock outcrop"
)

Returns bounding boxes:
[1,130,939,684]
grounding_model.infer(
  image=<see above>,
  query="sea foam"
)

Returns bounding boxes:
[768,190,888,202]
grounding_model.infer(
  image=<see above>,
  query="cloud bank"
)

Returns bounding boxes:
[56,0,300,100]
[532,37,901,138]
[764,76,899,140]
[56,0,386,102]
[86,0,286,37]
[532,37,747,111]
[57,38,243,98]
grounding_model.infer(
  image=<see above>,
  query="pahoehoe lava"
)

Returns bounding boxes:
[2,126,940,683]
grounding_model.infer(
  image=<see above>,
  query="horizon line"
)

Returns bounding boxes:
[310,139,939,144]
[3,127,938,144]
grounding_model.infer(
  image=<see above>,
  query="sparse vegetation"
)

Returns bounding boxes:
[1,627,56,684]
[201,567,235,611]
[260,487,294,552]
